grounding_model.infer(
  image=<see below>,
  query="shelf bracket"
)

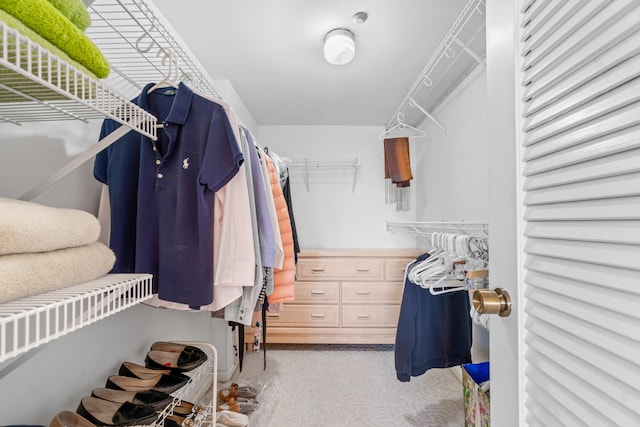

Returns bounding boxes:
[453,37,485,67]
[408,97,447,134]
[18,120,140,201]
[303,158,310,192]
[352,159,359,193]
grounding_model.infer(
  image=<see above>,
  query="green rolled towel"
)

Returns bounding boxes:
[0,0,109,78]
[0,9,94,78]
[45,0,91,32]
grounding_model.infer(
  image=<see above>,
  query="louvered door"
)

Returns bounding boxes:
[519,0,640,425]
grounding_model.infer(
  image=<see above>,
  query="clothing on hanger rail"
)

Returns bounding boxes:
[94,81,244,308]
[395,252,472,382]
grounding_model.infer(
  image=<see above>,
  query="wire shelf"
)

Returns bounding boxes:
[287,158,360,169]
[287,158,360,192]
[0,21,157,138]
[387,0,486,129]
[87,0,221,101]
[386,221,489,237]
[0,273,152,363]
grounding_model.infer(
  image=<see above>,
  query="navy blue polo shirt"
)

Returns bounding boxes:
[94,82,244,308]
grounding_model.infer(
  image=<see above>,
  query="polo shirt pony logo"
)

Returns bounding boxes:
[182,157,190,170]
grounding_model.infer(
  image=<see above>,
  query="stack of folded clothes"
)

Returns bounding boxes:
[0,197,115,304]
[0,0,110,78]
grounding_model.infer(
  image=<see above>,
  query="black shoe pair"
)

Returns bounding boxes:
[144,342,208,372]
[106,361,190,395]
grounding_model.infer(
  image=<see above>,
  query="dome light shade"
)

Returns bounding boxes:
[324,29,355,65]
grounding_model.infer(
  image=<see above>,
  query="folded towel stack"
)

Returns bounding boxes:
[0,0,109,78]
[0,197,116,304]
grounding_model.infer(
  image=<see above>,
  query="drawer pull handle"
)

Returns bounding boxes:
[267,313,281,318]
[357,314,372,319]
[356,267,371,272]
[310,290,326,295]
[356,290,371,295]
[311,267,326,272]
[311,313,326,319]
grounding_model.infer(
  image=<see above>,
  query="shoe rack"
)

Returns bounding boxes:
[154,341,218,427]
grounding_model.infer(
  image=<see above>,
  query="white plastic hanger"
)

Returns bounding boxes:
[378,112,426,140]
[147,49,179,94]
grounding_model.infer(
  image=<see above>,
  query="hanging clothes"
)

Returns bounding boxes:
[263,154,296,304]
[143,91,259,312]
[256,146,283,297]
[383,137,413,211]
[94,82,244,308]
[281,172,300,260]
[395,252,472,382]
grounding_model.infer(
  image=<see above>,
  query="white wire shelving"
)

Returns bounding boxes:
[0,273,152,364]
[287,158,361,192]
[87,0,221,101]
[386,220,489,238]
[387,0,486,131]
[0,21,157,136]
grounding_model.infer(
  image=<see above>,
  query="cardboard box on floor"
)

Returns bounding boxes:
[463,362,490,427]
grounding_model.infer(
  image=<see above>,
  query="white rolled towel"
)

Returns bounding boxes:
[0,242,115,304]
[0,197,101,255]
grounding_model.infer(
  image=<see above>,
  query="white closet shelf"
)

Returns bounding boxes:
[87,0,221,101]
[287,158,360,192]
[386,220,488,237]
[387,0,486,130]
[0,273,152,363]
[0,21,157,138]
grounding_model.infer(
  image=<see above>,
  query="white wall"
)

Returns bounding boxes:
[413,68,490,363]
[257,125,418,250]
[414,68,489,223]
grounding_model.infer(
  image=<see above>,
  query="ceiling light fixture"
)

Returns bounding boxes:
[323,28,355,66]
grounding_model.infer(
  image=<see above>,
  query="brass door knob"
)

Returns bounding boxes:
[472,288,512,317]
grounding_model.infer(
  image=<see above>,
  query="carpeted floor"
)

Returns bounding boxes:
[223,344,465,427]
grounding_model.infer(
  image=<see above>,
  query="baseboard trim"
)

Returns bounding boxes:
[217,361,238,382]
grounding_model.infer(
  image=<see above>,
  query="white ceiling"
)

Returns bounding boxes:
[151,0,469,126]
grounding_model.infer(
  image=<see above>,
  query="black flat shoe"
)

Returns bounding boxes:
[76,396,158,427]
[91,388,173,411]
[118,361,190,382]
[105,374,188,395]
[145,343,207,372]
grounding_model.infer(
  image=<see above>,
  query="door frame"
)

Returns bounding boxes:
[486,0,525,425]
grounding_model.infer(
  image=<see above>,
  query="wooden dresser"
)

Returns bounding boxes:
[246,249,422,345]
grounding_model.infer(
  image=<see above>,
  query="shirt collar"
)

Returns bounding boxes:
[136,81,193,125]
[164,82,193,125]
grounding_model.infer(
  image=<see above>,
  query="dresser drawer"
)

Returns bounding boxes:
[266,304,339,327]
[341,282,403,304]
[385,258,414,281]
[297,258,384,281]
[293,282,340,304]
[341,305,401,328]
